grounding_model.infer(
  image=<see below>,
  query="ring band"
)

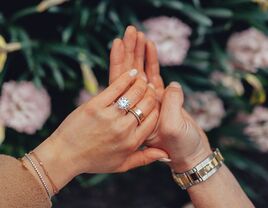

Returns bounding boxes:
[128,107,144,125]
[117,97,131,111]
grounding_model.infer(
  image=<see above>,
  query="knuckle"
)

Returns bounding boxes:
[133,84,146,98]
[124,121,135,131]
[83,104,98,117]
[147,85,156,96]
[151,110,159,121]
[146,95,156,106]
[114,84,125,94]
[125,141,136,152]
[111,124,123,136]
[160,124,178,138]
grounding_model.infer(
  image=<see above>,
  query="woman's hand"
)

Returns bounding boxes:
[32,68,168,193]
[109,26,212,173]
[144,42,212,173]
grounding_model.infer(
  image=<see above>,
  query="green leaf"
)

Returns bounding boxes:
[62,26,74,43]
[211,40,233,72]
[49,62,65,90]
[181,4,213,26]
[10,7,37,22]
[80,9,90,28]
[76,174,110,187]
[219,0,251,5]
[203,8,233,18]
[0,13,5,25]
[234,9,268,20]
[108,9,124,34]
[147,0,212,26]
[226,151,268,182]
[163,1,213,26]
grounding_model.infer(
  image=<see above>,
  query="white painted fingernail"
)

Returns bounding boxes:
[158,158,172,162]
[148,83,155,89]
[169,82,181,88]
[129,69,138,77]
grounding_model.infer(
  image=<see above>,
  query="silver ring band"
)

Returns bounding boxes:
[128,107,144,125]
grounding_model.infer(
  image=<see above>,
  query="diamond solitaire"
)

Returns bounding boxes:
[117,97,130,111]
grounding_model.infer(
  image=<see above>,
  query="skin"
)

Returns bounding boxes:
[109,26,254,208]
[22,69,169,197]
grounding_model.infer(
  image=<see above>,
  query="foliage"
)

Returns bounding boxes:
[0,0,268,206]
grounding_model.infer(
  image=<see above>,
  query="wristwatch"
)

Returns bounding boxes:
[172,148,224,190]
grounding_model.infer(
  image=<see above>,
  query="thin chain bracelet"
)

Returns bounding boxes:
[24,153,51,198]
[30,151,59,195]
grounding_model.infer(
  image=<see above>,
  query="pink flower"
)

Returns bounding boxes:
[182,203,194,208]
[185,91,225,131]
[0,81,51,134]
[227,28,268,73]
[76,89,94,106]
[244,106,268,152]
[210,71,244,95]
[143,16,191,66]
[76,87,104,106]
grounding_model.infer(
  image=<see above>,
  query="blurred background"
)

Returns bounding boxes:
[0,0,268,207]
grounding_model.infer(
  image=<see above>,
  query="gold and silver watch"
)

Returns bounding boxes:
[172,148,224,190]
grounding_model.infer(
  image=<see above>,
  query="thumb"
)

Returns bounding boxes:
[160,82,184,120]
[118,148,169,172]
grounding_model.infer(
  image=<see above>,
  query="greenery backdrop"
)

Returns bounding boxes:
[0,0,268,207]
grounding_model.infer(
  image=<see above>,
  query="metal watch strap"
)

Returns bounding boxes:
[172,148,224,190]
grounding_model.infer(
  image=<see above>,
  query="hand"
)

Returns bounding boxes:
[109,26,212,173]
[33,69,168,192]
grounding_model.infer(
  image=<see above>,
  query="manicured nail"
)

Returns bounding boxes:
[158,158,172,163]
[129,69,138,77]
[148,83,155,89]
[169,81,181,88]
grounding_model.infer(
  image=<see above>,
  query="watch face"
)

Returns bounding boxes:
[190,172,199,181]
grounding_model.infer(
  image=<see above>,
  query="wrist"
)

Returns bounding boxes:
[33,135,79,192]
[170,142,212,173]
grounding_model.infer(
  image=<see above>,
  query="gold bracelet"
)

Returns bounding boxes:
[23,153,51,198]
[172,148,224,190]
[30,151,59,195]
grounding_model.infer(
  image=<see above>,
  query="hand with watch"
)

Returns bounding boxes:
[109,26,254,208]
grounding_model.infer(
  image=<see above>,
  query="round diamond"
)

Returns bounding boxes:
[117,97,130,110]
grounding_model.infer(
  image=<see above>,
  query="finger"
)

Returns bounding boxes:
[135,108,159,146]
[160,82,184,123]
[124,84,156,127]
[133,32,146,73]
[107,78,147,116]
[118,148,169,172]
[96,69,139,107]
[109,38,125,84]
[145,41,165,98]
[123,26,137,71]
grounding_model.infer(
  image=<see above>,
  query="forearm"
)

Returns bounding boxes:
[187,164,254,208]
[170,139,254,208]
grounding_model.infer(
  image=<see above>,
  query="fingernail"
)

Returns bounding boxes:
[158,158,172,163]
[148,83,155,89]
[129,69,138,77]
[169,81,181,88]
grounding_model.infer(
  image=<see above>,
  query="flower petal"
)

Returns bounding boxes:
[0,35,7,73]
[0,122,5,145]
